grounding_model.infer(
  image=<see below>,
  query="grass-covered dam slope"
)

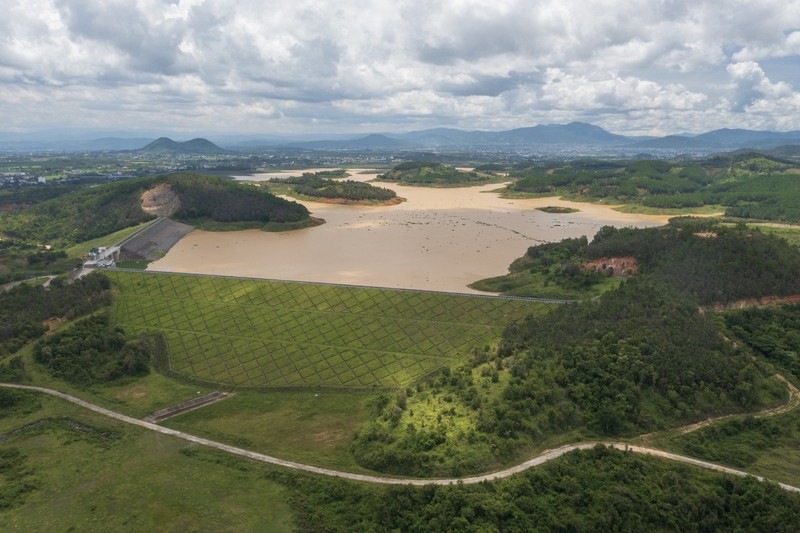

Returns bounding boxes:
[106,271,546,390]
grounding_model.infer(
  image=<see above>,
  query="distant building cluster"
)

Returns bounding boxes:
[87,246,116,268]
[0,172,46,186]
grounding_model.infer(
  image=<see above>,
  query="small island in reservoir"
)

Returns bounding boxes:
[536,206,580,213]
[376,161,505,187]
[264,171,404,205]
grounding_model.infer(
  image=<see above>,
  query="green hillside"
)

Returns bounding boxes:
[0,173,311,247]
[507,154,800,222]
[351,220,797,476]
[138,137,228,154]
[474,219,800,303]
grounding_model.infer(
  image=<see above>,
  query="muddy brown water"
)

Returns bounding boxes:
[149,171,669,293]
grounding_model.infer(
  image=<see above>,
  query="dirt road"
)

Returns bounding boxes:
[668,374,800,437]
[2,383,799,491]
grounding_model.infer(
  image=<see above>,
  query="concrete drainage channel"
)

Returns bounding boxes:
[143,391,231,423]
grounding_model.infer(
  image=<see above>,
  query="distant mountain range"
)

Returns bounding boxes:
[399,122,632,147]
[271,123,800,152]
[2,123,800,154]
[635,128,800,151]
[280,123,632,150]
[284,133,408,150]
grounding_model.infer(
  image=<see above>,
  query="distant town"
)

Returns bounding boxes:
[4,122,800,189]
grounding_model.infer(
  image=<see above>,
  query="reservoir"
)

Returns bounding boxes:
[149,171,669,293]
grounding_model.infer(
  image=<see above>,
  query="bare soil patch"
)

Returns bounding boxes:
[43,317,65,335]
[141,184,180,217]
[313,430,347,443]
[584,256,638,276]
[115,389,147,400]
[707,294,800,312]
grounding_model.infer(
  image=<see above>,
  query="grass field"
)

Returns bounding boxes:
[469,269,623,299]
[64,221,154,259]
[163,390,377,472]
[0,393,294,532]
[106,271,545,390]
[749,224,800,246]
[10,340,380,471]
[3,390,800,531]
[611,204,725,216]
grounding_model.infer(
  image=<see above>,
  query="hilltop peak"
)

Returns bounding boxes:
[138,137,227,154]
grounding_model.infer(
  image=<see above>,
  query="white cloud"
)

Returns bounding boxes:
[1,0,799,134]
[733,31,800,62]
[540,69,708,111]
[727,61,795,111]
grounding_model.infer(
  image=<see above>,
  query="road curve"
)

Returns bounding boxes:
[2,382,799,492]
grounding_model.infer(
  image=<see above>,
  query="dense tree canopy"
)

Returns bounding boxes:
[724,304,800,382]
[586,221,800,304]
[507,154,800,222]
[352,275,783,476]
[167,174,309,223]
[276,173,397,201]
[377,162,498,186]
[276,446,800,532]
[34,314,164,385]
[0,173,311,246]
[352,220,796,476]
[482,219,800,304]
[0,272,113,356]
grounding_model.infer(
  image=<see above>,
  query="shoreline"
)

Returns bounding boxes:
[149,170,674,293]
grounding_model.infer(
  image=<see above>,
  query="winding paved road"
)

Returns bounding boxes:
[2,382,799,492]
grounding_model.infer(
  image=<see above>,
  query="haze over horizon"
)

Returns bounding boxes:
[2,0,800,137]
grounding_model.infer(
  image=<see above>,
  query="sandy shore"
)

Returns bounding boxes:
[149,170,669,293]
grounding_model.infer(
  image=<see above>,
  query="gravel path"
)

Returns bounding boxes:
[2,382,799,491]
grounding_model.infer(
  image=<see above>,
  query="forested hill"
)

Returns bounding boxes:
[507,154,800,222]
[137,137,227,154]
[479,218,800,305]
[165,174,309,225]
[351,219,800,476]
[0,173,311,245]
[586,219,800,304]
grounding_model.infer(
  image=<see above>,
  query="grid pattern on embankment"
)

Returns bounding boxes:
[106,271,547,389]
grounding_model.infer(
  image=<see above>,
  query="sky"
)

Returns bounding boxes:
[2,0,800,137]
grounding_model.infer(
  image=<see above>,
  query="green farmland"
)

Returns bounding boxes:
[106,271,545,390]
